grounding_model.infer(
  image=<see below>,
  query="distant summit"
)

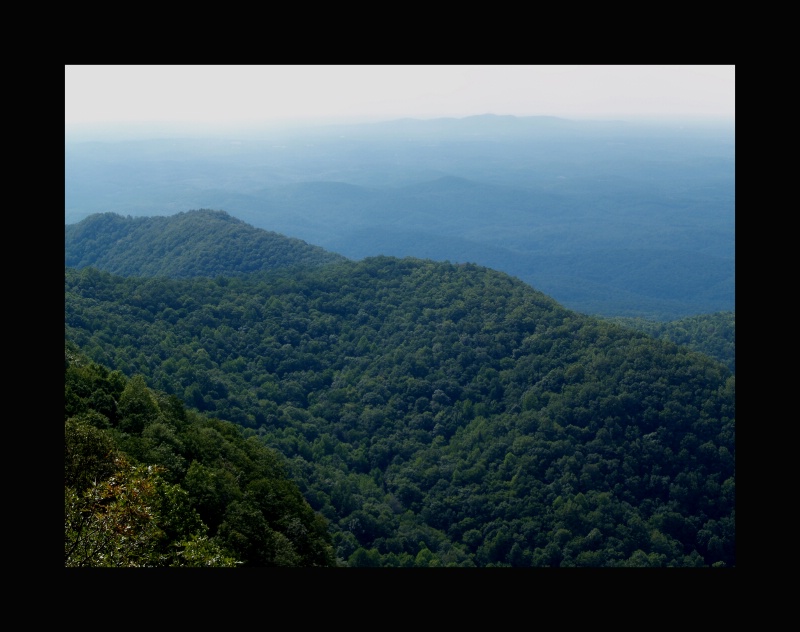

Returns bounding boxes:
[64,209,347,278]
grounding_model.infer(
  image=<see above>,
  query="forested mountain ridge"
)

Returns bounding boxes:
[64,209,346,278]
[65,209,735,371]
[65,249,735,566]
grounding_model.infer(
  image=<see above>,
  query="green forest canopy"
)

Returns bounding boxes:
[65,255,734,567]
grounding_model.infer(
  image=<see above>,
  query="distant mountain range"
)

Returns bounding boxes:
[65,115,734,320]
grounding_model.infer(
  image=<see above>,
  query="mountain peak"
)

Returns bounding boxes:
[65,209,346,278]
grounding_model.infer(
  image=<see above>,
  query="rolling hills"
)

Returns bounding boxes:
[65,115,735,319]
[64,210,735,567]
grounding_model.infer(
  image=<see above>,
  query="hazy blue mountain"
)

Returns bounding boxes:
[65,115,734,319]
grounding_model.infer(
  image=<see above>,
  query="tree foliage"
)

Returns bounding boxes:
[607,312,735,373]
[65,252,735,567]
[65,343,336,567]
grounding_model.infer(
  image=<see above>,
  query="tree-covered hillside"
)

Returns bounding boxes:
[66,255,735,566]
[607,312,735,374]
[65,342,336,567]
[64,209,346,278]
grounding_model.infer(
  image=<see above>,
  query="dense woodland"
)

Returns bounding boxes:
[65,343,336,566]
[65,211,735,567]
[65,209,736,372]
[606,313,735,374]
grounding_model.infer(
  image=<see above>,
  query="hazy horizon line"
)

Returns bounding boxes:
[65,112,735,142]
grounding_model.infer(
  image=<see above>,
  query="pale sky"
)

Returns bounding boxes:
[65,65,735,128]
